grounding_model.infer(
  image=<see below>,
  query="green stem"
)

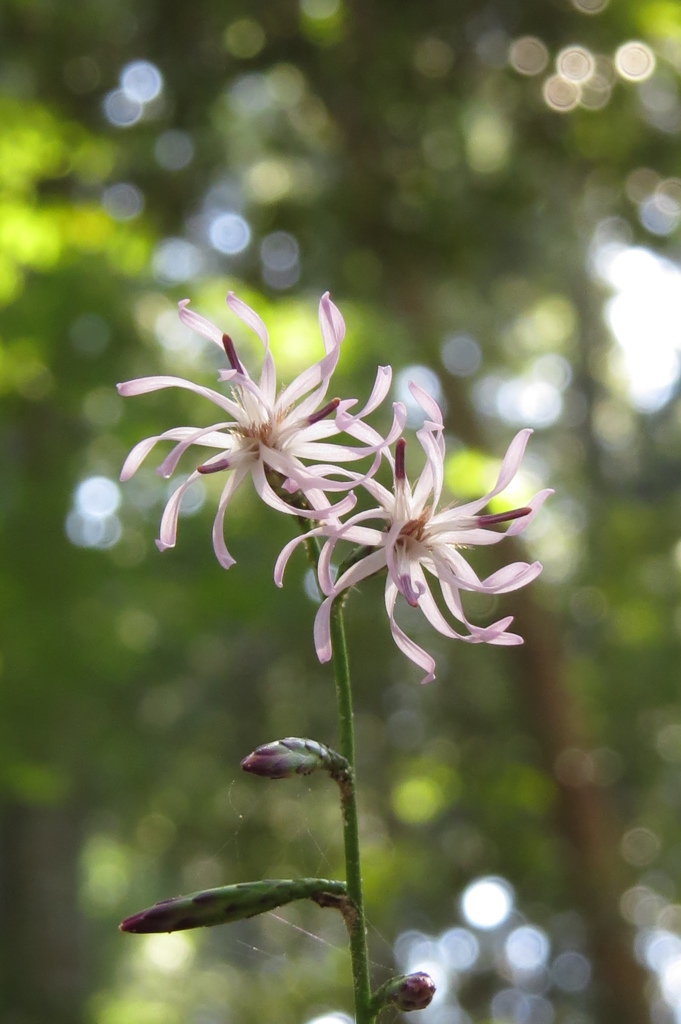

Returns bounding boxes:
[302,530,374,1024]
[329,599,374,1024]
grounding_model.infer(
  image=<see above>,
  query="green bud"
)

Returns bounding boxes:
[120,877,348,934]
[241,737,349,782]
[371,973,436,1013]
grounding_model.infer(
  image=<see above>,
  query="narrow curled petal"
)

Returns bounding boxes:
[384,520,410,591]
[251,461,357,521]
[444,429,535,522]
[274,292,345,419]
[492,428,533,493]
[318,291,345,355]
[177,299,225,348]
[408,381,444,428]
[226,291,276,407]
[313,596,334,663]
[156,471,202,553]
[385,580,436,684]
[314,509,388,594]
[323,547,388,601]
[505,488,554,535]
[157,423,234,479]
[413,422,445,513]
[471,616,523,645]
[117,376,243,418]
[211,466,250,569]
[427,548,483,592]
[226,291,269,346]
[411,565,470,640]
[480,561,543,593]
[119,428,206,482]
[274,527,326,588]
[313,401,406,478]
[335,366,393,430]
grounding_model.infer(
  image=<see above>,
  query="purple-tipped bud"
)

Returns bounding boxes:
[222,334,244,374]
[120,877,348,934]
[476,506,531,527]
[307,397,340,426]
[395,438,407,482]
[241,737,349,781]
[373,973,436,1013]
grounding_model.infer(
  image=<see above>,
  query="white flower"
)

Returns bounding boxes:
[118,291,402,568]
[276,384,552,683]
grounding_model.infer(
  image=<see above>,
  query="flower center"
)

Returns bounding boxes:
[398,509,430,542]
[241,420,274,445]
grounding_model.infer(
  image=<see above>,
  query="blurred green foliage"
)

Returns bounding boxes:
[3,0,681,1022]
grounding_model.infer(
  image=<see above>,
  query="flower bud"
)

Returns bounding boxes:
[241,737,349,782]
[372,973,436,1013]
[120,877,347,934]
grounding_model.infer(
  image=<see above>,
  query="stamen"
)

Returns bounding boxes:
[222,334,244,374]
[476,506,532,527]
[307,397,340,426]
[400,573,421,607]
[197,456,232,475]
[395,438,406,482]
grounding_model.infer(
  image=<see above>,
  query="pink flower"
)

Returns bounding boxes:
[277,384,552,683]
[118,291,400,568]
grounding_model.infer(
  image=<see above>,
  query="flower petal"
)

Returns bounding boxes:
[480,561,543,593]
[315,510,389,593]
[451,429,534,518]
[156,422,235,479]
[120,427,220,482]
[335,366,393,429]
[409,381,444,428]
[117,376,244,418]
[324,547,388,600]
[318,291,345,355]
[226,291,276,408]
[274,527,326,587]
[412,422,445,514]
[177,299,225,348]
[429,548,483,591]
[156,470,202,553]
[505,488,554,535]
[411,565,470,640]
[251,461,356,520]
[313,596,334,663]
[211,466,250,569]
[384,520,409,592]
[335,400,407,471]
[385,579,436,684]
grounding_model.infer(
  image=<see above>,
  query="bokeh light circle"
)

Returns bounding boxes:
[543,75,581,111]
[557,46,595,82]
[570,0,609,11]
[509,37,548,76]
[121,60,163,103]
[76,477,121,517]
[209,213,251,255]
[615,41,655,82]
[505,925,550,971]
[460,876,514,930]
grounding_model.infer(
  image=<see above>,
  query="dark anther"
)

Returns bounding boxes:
[395,438,406,482]
[222,334,244,374]
[308,397,340,425]
[476,507,532,527]
[197,456,231,475]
